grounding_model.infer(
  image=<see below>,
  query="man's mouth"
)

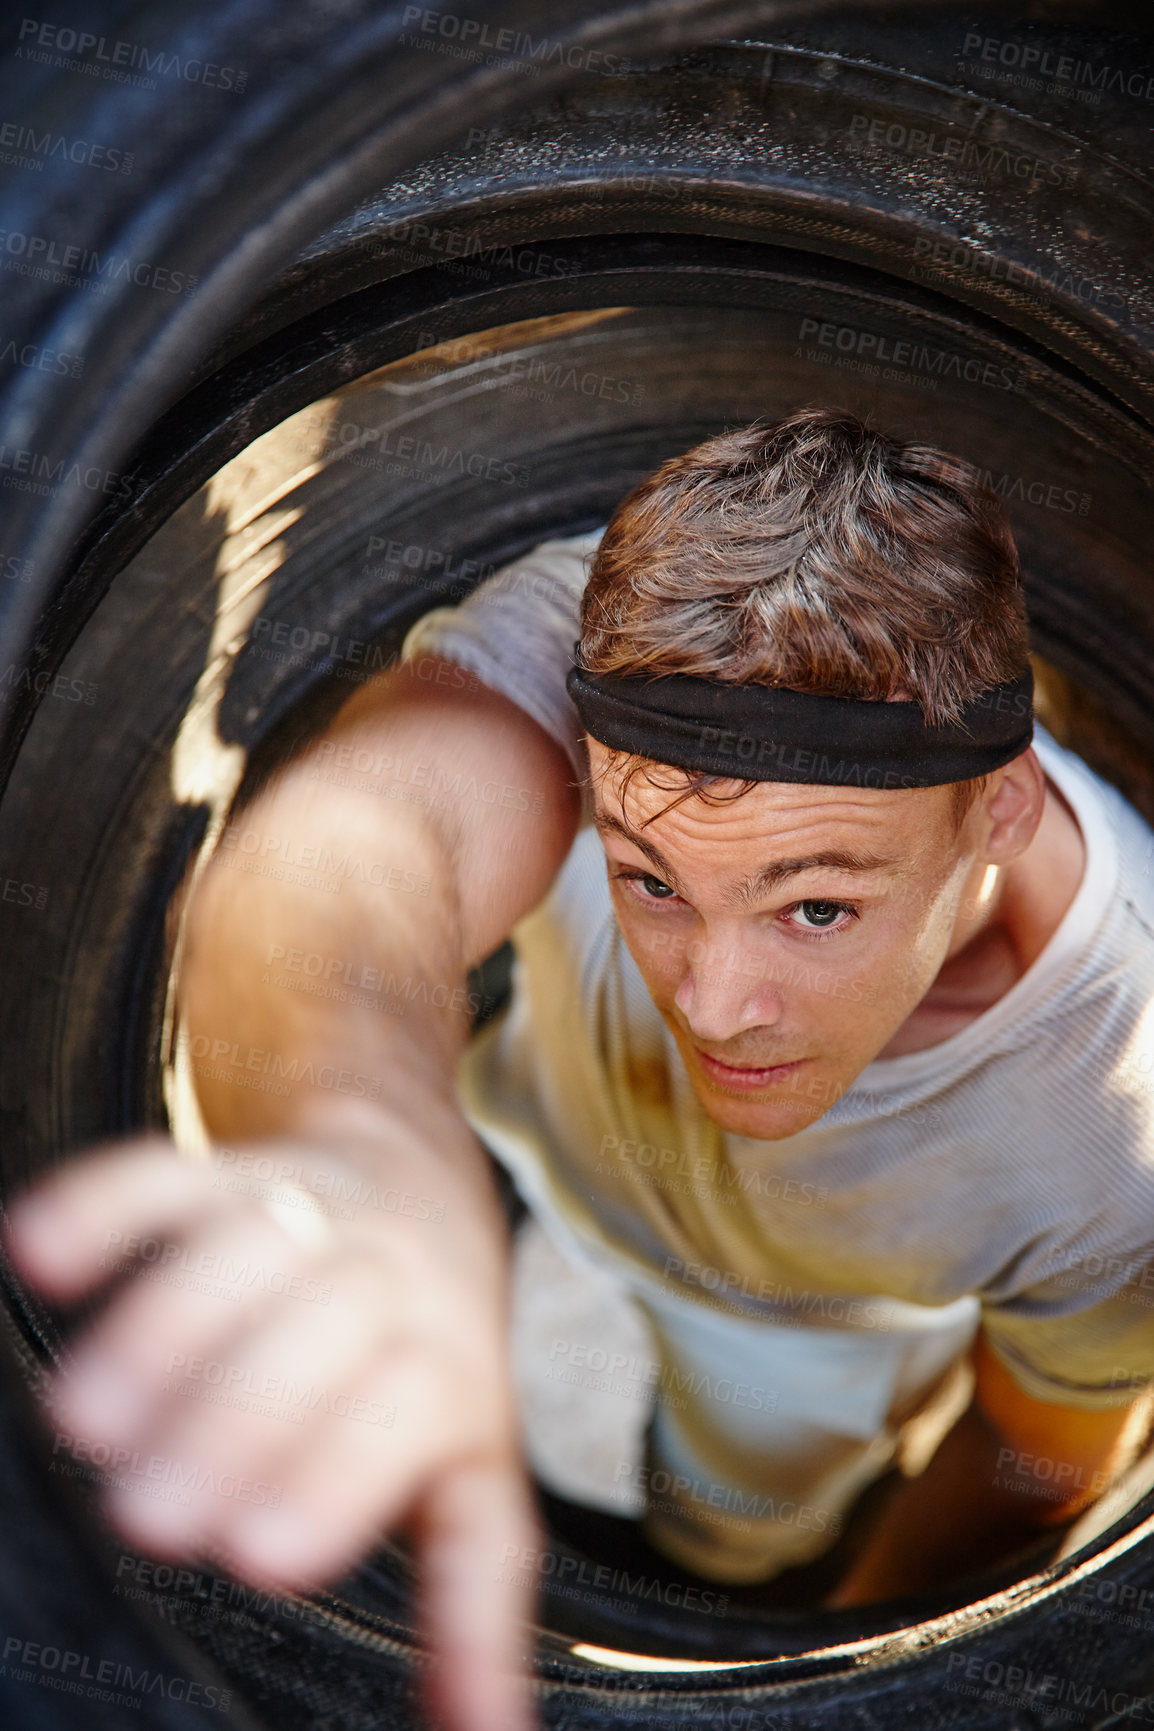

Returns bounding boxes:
[693,1048,808,1091]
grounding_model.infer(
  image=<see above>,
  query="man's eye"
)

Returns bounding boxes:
[640,874,677,900]
[791,900,851,929]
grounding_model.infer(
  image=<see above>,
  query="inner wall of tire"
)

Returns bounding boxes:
[4,24,1154,1729]
[4,283,1154,1724]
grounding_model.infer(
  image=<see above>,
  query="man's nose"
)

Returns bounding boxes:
[673,942,784,1042]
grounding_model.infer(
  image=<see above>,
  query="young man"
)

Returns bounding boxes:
[8,411,1154,1731]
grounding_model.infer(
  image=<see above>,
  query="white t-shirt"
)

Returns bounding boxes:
[403,530,1154,1411]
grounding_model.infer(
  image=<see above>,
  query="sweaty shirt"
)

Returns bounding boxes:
[402,530,1154,1411]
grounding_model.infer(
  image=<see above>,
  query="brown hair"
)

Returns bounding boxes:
[578,408,1030,830]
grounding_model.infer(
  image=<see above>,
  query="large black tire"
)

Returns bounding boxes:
[3,3,1154,1727]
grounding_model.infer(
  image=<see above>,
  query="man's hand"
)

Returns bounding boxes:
[4,1132,541,1731]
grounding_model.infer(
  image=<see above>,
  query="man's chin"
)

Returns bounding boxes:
[687,1068,837,1141]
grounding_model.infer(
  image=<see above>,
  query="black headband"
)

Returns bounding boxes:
[565,655,1034,789]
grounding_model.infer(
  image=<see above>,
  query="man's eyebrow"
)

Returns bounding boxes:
[593,810,899,904]
[594,810,683,889]
[730,850,901,906]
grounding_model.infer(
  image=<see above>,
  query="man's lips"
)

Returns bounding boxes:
[693,1048,807,1089]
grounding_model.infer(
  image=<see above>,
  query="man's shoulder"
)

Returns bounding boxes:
[1034,723,1154,958]
[400,527,605,791]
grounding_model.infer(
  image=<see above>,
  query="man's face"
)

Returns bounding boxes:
[587,740,980,1141]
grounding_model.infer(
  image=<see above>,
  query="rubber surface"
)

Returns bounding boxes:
[2,3,1154,1726]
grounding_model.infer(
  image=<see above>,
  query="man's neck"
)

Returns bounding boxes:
[877,775,1087,1058]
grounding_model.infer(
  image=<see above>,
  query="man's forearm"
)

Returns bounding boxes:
[826,1398,1076,1607]
[178,762,489,1189]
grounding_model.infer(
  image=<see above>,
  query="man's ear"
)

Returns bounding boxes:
[981,749,1046,866]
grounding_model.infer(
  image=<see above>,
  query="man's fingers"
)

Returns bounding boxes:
[7,1133,538,1731]
[415,1461,541,1731]
[48,1198,315,1446]
[4,1139,222,1300]
[104,1254,393,1557]
[209,1349,468,1589]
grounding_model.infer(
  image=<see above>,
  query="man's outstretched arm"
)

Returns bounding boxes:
[4,654,581,1731]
